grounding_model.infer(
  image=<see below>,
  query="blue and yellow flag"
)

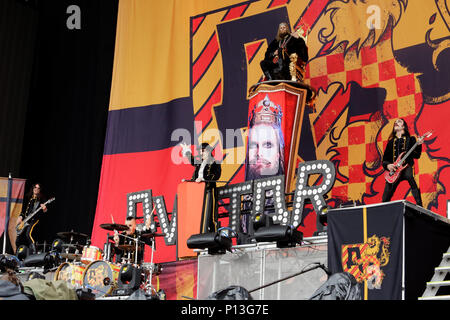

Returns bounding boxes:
[0,177,25,251]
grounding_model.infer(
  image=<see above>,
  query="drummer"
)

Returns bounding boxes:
[112,216,152,264]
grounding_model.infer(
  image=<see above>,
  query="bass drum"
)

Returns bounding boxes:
[82,260,121,297]
[54,262,86,289]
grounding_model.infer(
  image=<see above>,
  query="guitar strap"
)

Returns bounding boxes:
[23,198,38,218]
[393,136,406,162]
[32,201,39,212]
[408,136,419,176]
[406,136,412,175]
[401,136,417,176]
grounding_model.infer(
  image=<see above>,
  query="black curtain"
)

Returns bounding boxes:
[0,0,39,177]
[2,0,118,250]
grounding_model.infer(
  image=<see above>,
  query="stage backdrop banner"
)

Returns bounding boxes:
[328,202,404,300]
[93,0,450,263]
[151,259,198,300]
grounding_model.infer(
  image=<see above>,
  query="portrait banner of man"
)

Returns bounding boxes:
[245,83,310,192]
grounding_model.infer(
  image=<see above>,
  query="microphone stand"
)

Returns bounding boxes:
[248,263,330,294]
[145,236,157,296]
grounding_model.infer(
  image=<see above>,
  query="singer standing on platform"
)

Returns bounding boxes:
[180,142,222,233]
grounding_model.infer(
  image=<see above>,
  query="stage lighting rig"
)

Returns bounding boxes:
[114,263,144,296]
[254,224,303,248]
[187,228,234,255]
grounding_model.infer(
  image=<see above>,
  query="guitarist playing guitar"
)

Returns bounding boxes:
[15,183,49,254]
[381,119,429,207]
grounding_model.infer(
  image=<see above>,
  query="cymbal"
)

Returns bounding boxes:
[61,243,84,249]
[100,223,129,231]
[60,253,82,260]
[57,231,88,240]
[140,232,165,238]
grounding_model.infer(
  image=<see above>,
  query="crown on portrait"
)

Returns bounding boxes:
[249,94,282,126]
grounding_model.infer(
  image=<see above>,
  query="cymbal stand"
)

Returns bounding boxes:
[144,238,157,295]
[73,235,83,264]
[120,234,144,266]
[104,233,111,262]
[63,234,75,263]
[64,247,70,263]
[74,237,82,258]
[135,235,139,265]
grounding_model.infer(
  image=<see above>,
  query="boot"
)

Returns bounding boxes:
[263,70,272,81]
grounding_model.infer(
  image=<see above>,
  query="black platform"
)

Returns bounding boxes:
[327,200,450,300]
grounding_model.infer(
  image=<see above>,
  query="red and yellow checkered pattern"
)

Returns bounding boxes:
[304,30,438,207]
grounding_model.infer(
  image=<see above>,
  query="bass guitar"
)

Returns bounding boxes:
[16,197,55,236]
[384,131,432,184]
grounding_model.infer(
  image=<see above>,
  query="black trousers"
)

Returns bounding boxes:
[201,188,218,234]
[382,166,422,206]
[260,59,289,80]
[15,221,38,254]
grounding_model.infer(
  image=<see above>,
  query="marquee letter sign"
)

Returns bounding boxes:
[128,160,336,248]
[126,189,153,224]
[216,180,254,234]
[153,195,177,246]
[290,160,336,227]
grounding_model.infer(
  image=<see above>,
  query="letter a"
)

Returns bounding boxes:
[66,5,81,30]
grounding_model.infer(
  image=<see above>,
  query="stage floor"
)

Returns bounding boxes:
[196,235,328,300]
[5,201,450,300]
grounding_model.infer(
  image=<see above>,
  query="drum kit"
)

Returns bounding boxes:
[53,224,164,298]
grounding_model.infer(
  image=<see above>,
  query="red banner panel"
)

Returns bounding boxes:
[177,181,206,259]
[152,259,198,300]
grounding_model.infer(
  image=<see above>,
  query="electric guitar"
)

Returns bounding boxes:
[384,131,432,184]
[16,197,55,236]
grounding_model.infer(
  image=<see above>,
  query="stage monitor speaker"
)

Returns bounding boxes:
[51,238,64,253]
[23,252,61,270]
[16,245,29,261]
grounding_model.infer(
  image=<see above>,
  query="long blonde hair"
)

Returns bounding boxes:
[276,22,291,41]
